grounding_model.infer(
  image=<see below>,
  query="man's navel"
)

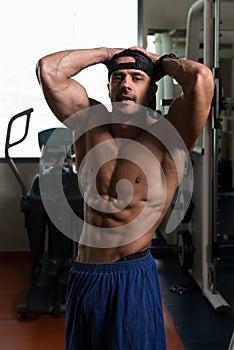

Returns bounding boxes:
[135,177,141,184]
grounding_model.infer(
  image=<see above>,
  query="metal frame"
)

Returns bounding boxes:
[185,0,231,312]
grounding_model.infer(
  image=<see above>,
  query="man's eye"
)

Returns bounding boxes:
[133,76,143,81]
[113,75,122,81]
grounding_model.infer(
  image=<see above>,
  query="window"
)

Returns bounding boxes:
[1,0,138,157]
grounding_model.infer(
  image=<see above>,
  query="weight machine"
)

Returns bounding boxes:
[5,109,83,317]
[185,0,234,313]
[151,0,234,315]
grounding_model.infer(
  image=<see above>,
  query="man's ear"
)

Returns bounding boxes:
[107,83,110,98]
[148,84,158,111]
[151,83,158,97]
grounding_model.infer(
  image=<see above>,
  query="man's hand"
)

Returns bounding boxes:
[128,46,163,81]
[128,46,161,63]
[103,48,126,66]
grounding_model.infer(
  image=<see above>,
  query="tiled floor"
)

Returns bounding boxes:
[156,254,234,350]
[0,252,184,350]
[0,252,65,350]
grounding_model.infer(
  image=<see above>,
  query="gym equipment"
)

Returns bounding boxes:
[151,228,195,270]
[177,230,194,270]
[228,331,234,350]
[150,0,234,317]
[185,0,233,313]
[5,108,83,317]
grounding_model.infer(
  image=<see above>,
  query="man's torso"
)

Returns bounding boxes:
[74,112,183,262]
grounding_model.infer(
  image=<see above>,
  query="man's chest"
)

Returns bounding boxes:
[78,130,168,200]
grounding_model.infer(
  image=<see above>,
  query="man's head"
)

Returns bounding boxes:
[107,49,157,111]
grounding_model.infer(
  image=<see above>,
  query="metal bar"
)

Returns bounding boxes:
[5,108,34,199]
[228,330,234,350]
[137,0,144,47]
[203,0,213,67]
[211,0,221,294]
[224,100,234,107]
[185,0,204,60]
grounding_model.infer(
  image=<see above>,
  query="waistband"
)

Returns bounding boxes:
[115,249,149,262]
[72,249,153,273]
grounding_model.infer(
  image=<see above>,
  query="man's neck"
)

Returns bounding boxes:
[110,123,143,139]
[110,108,149,139]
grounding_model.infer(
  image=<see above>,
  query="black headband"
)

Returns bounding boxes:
[107,49,155,82]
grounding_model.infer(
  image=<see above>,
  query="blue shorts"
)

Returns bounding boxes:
[65,251,166,350]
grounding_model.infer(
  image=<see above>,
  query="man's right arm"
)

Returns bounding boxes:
[36,47,123,122]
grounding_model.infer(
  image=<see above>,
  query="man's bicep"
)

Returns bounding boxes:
[42,79,91,123]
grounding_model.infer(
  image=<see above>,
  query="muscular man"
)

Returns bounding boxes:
[36,46,214,349]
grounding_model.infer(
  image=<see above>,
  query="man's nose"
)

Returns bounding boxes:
[120,75,132,90]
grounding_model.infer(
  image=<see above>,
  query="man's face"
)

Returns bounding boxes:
[108,56,156,115]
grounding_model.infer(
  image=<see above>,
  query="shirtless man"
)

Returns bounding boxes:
[36,46,214,350]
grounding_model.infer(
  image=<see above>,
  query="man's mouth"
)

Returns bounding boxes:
[118,94,136,104]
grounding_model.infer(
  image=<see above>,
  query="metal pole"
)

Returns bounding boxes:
[212,0,221,294]
[137,0,144,47]
[185,0,204,60]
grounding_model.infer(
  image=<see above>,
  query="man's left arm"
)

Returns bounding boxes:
[160,57,215,151]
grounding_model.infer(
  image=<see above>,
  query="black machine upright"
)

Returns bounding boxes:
[5,108,84,317]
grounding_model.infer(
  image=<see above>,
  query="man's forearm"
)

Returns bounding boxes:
[36,47,110,86]
[159,56,214,94]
